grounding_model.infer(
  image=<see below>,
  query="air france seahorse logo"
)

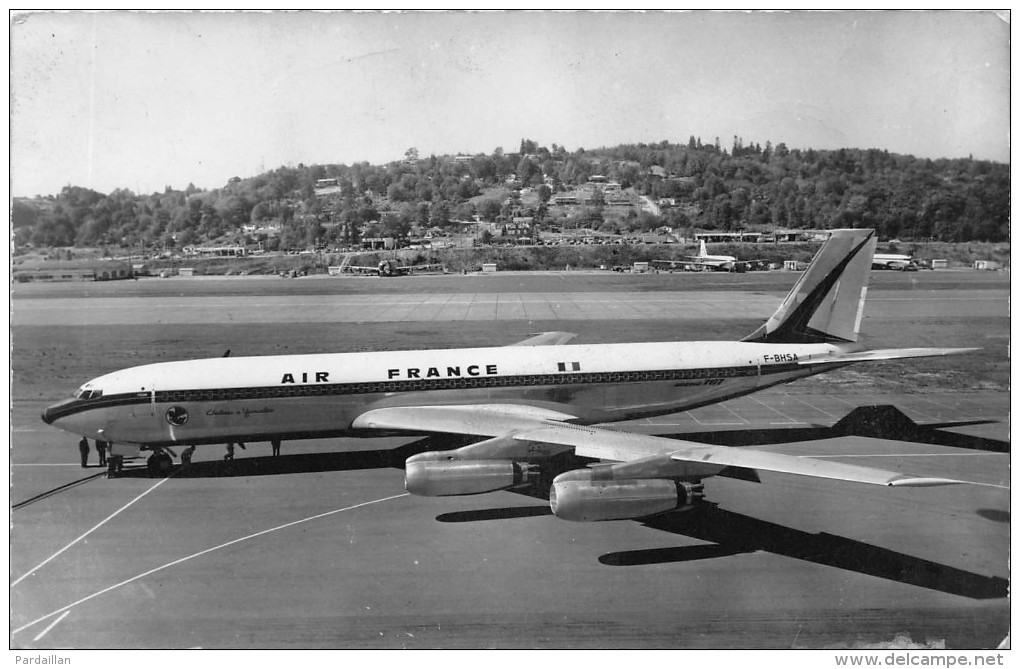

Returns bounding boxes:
[166,406,189,426]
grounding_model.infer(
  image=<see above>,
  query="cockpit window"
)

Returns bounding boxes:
[74,387,103,400]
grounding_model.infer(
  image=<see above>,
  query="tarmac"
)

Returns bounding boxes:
[9,271,1010,649]
[10,288,1009,326]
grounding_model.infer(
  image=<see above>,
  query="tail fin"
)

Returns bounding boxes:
[698,240,708,258]
[743,229,877,344]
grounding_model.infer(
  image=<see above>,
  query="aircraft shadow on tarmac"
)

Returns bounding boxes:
[650,405,1009,453]
[435,506,554,522]
[115,435,474,480]
[602,503,1009,601]
[435,502,1008,601]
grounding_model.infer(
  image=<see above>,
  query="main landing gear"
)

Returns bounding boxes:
[146,448,174,477]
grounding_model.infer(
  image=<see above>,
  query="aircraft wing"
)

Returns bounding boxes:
[351,405,963,488]
[509,331,579,347]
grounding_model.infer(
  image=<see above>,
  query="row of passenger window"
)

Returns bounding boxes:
[152,366,767,404]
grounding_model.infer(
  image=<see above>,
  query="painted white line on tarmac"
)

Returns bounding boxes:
[805,453,1004,458]
[32,610,70,642]
[751,396,803,424]
[720,403,750,424]
[11,473,176,588]
[12,492,410,636]
[785,393,838,419]
[869,296,1006,301]
[683,411,705,426]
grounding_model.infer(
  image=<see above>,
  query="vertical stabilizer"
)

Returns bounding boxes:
[699,240,708,258]
[743,229,877,343]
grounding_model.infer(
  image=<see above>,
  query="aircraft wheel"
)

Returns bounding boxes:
[147,452,174,476]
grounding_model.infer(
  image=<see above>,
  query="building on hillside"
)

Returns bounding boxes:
[693,232,762,243]
[505,217,534,243]
[13,259,133,282]
[183,245,246,258]
[605,191,632,206]
[361,237,396,251]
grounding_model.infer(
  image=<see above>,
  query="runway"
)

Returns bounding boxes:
[9,271,1010,649]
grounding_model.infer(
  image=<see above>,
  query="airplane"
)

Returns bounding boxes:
[339,259,445,277]
[42,229,977,522]
[872,253,918,271]
[682,240,766,272]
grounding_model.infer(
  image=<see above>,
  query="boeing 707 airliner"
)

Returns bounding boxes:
[42,229,974,521]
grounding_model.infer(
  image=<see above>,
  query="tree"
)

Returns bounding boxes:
[477,199,502,221]
[429,200,451,228]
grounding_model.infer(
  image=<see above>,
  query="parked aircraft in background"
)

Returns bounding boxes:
[682,239,737,270]
[43,229,975,522]
[339,259,444,276]
[872,253,918,271]
[682,240,768,272]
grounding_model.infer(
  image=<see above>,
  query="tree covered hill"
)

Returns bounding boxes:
[12,137,1009,252]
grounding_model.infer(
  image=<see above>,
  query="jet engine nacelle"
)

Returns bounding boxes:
[549,476,702,522]
[405,459,536,496]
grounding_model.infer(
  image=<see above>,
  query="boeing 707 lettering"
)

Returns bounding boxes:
[42,229,976,522]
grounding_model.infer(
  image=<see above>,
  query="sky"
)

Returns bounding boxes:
[10,10,1011,197]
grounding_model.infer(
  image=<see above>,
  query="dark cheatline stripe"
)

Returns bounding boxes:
[44,363,804,422]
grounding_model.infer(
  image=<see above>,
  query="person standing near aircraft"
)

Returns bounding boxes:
[78,436,90,467]
[96,439,108,467]
[224,443,235,460]
[271,439,281,456]
[181,445,196,466]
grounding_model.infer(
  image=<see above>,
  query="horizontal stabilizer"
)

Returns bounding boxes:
[800,347,980,365]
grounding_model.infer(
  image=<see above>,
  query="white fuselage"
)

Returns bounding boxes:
[691,241,737,268]
[872,253,914,269]
[44,341,843,449]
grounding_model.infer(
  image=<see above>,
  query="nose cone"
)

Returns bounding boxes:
[41,398,77,426]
